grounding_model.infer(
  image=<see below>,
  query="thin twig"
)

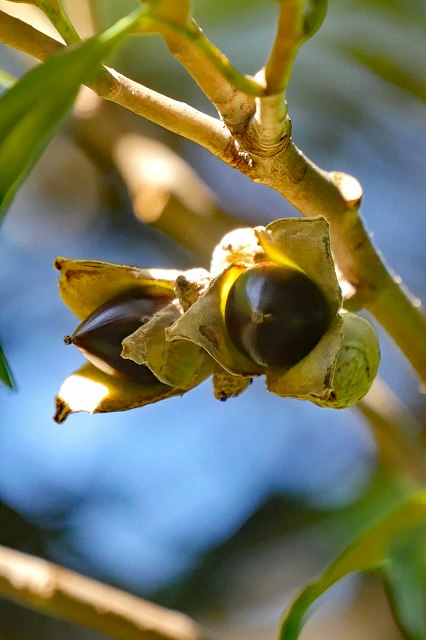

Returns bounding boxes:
[98,69,236,161]
[0,9,64,59]
[156,18,258,134]
[265,0,305,94]
[0,545,212,640]
[36,0,81,44]
[0,11,235,162]
[249,89,290,149]
[249,0,305,145]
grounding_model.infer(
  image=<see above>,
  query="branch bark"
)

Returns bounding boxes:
[97,68,237,161]
[0,545,212,640]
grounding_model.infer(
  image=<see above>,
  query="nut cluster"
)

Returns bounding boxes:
[54,217,380,422]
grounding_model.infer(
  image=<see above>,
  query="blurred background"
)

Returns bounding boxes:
[0,0,425,638]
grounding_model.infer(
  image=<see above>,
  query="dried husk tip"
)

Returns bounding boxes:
[54,362,182,424]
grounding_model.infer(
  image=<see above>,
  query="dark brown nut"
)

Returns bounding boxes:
[67,288,171,382]
[224,262,333,368]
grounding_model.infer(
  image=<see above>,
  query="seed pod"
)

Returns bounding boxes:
[224,263,333,368]
[311,312,380,409]
[67,288,171,382]
[210,227,266,276]
[212,368,252,401]
[122,299,214,390]
[54,361,182,424]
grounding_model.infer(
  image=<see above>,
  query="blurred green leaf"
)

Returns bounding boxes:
[384,527,426,640]
[279,490,426,640]
[345,48,425,101]
[0,70,16,89]
[0,342,14,389]
[303,0,328,39]
[332,0,426,100]
[0,8,144,218]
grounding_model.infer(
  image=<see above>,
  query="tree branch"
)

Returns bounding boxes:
[153,17,258,134]
[247,0,304,146]
[0,10,239,163]
[264,0,305,94]
[97,68,237,161]
[1,9,425,383]
[36,0,81,45]
[0,8,64,59]
[0,545,211,640]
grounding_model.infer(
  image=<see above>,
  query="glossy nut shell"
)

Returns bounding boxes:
[224,263,333,368]
[68,288,171,382]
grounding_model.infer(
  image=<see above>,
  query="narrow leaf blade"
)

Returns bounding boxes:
[384,527,426,640]
[0,342,15,389]
[279,491,426,640]
[0,9,144,217]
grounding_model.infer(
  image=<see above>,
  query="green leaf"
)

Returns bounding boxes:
[384,526,426,640]
[303,0,328,40]
[279,490,426,640]
[0,342,15,389]
[0,8,145,217]
[0,70,16,89]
